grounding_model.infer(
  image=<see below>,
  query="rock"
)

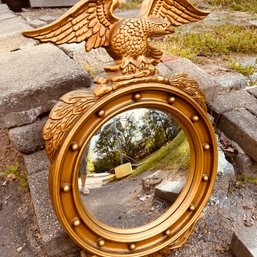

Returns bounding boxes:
[39,15,56,24]
[59,44,113,73]
[247,104,257,117]
[218,109,257,162]
[157,62,174,77]
[210,90,256,116]
[0,16,31,37]
[217,147,234,176]
[0,8,36,53]
[23,150,49,175]
[0,34,37,54]
[9,118,47,154]
[29,19,47,28]
[216,73,248,92]
[247,85,257,98]
[244,219,254,228]
[155,181,184,203]
[231,137,257,176]
[250,73,257,86]
[0,4,9,14]
[240,57,257,68]
[142,171,162,190]
[28,169,79,256]
[0,11,16,21]
[0,44,92,129]
[230,225,257,257]
[30,0,80,7]
[162,57,219,103]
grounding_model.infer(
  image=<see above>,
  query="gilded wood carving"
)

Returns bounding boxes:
[23,0,209,98]
[43,90,96,161]
[23,1,217,257]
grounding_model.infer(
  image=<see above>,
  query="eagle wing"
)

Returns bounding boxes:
[138,0,209,26]
[23,0,120,51]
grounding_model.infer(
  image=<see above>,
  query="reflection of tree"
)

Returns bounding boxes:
[93,109,181,173]
[141,110,180,152]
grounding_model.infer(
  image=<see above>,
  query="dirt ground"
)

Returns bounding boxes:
[0,129,46,257]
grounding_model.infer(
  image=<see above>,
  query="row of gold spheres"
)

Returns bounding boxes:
[64,92,211,251]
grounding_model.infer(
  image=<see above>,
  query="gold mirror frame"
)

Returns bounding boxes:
[23,0,216,255]
[47,79,217,257]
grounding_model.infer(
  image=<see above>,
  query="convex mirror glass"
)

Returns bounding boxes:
[78,108,191,229]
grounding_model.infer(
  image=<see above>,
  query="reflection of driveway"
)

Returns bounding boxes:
[81,171,170,229]
[87,173,115,189]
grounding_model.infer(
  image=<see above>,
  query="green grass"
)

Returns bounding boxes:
[229,58,257,77]
[131,130,190,177]
[153,24,257,62]
[208,0,257,13]
[228,57,257,86]
[236,174,257,187]
[3,163,29,191]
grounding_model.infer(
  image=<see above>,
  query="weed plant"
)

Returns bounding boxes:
[236,174,257,187]
[3,163,29,191]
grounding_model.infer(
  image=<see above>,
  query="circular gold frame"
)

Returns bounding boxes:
[48,82,217,257]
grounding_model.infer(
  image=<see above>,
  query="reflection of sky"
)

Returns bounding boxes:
[89,109,148,161]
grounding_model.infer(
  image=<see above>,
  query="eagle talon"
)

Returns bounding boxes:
[122,63,137,74]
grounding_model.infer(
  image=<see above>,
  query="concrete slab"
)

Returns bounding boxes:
[210,90,257,116]
[0,44,92,128]
[39,15,56,23]
[157,62,174,77]
[162,57,219,103]
[247,104,257,117]
[30,0,80,7]
[9,118,47,154]
[218,109,257,162]
[28,169,79,256]
[23,150,49,175]
[0,4,9,13]
[247,86,257,98]
[0,16,31,37]
[0,33,37,54]
[216,73,248,92]
[155,181,184,203]
[230,225,257,257]
[29,19,47,28]
[0,5,37,53]
[0,11,16,21]
[59,44,113,73]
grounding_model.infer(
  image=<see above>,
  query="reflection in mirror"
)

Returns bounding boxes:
[78,108,190,228]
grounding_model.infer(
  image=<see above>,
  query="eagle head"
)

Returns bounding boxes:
[147,19,174,36]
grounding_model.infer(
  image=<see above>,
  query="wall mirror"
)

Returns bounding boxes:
[45,82,217,257]
[78,108,190,229]
[24,0,216,255]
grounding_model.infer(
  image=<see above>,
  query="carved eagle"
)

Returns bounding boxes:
[23,0,209,74]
